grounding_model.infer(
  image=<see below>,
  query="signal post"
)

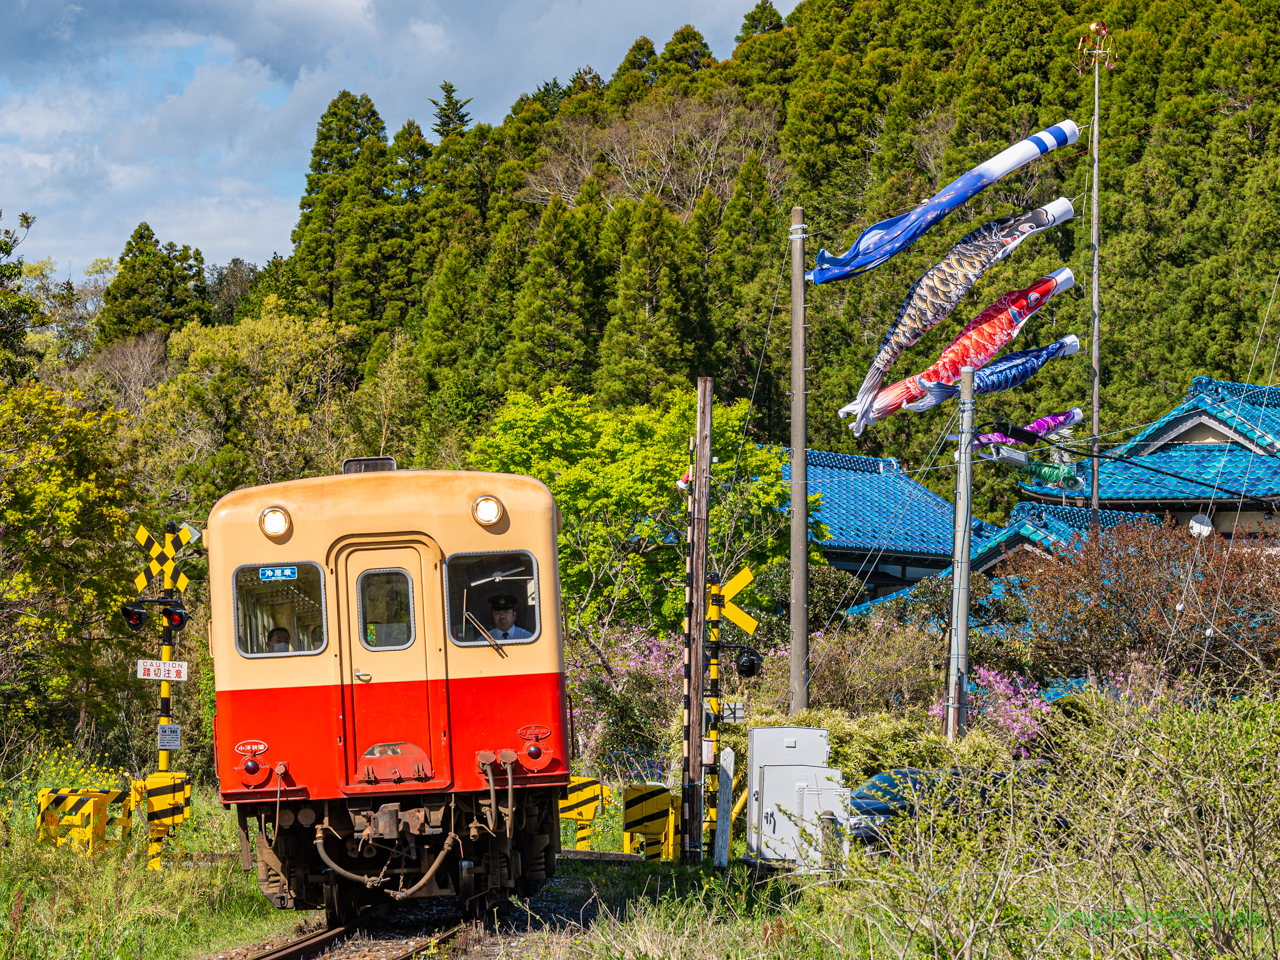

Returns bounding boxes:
[123,520,199,867]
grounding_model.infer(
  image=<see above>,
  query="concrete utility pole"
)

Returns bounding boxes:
[789,206,809,715]
[681,376,713,863]
[945,368,975,740]
[1090,56,1103,528]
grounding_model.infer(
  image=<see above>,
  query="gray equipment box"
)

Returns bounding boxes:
[745,727,831,856]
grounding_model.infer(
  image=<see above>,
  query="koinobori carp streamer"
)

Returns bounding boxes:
[906,334,1081,410]
[966,407,1085,450]
[808,120,1079,285]
[847,198,1075,434]
[842,267,1074,433]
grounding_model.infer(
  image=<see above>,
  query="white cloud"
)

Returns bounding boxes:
[4,0,800,268]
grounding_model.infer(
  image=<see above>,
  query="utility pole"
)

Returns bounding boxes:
[789,206,809,715]
[945,368,975,740]
[1081,23,1113,527]
[681,377,713,863]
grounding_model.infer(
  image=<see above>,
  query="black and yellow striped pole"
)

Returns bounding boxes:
[159,524,176,773]
[706,577,723,854]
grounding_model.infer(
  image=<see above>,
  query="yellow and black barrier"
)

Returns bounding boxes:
[36,772,191,869]
[142,771,192,870]
[622,783,678,861]
[37,785,139,854]
[559,776,611,850]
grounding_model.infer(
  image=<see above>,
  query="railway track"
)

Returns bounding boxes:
[245,917,465,960]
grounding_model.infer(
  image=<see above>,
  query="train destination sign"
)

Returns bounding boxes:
[138,659,189,681]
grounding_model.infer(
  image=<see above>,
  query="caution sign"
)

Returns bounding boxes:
[138,660,188,681]
[133,523,199,594]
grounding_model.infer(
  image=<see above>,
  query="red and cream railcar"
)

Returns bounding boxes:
[207,466,568,921]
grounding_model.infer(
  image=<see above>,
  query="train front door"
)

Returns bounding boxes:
[336,537,450,793]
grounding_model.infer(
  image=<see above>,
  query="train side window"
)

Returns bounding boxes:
[444,551,539,646]
[234,563,327,657]
[358,569,415,650]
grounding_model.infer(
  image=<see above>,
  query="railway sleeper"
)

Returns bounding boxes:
[235,787,560,924]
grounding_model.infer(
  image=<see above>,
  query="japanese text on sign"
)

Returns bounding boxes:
[158,724,181,751]
[137,660,188,681]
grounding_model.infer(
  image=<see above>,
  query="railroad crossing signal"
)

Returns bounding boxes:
[133,523,199,594]
[708,566,758,636]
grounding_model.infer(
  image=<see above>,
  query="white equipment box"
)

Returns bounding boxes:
[754,764,849,866]
[746,726,836,858]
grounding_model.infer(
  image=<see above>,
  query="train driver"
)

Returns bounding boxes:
[268,626,292,653]
[488,594,532,640]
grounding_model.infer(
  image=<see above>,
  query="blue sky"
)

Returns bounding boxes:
[4,0,798,277]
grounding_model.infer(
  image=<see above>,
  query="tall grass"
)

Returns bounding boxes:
[535,679,1280,958]
[1,751,304,960]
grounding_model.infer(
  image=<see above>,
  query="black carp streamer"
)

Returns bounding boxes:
[849,197,1073,434]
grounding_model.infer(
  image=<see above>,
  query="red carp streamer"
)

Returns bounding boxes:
[842,267,1074,433]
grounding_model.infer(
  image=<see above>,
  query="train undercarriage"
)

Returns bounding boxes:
[235,786,562,924]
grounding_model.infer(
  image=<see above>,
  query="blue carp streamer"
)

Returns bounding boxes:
[808,121,1079,285]
[907,334,1081,410]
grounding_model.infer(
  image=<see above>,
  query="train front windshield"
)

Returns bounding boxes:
[235,563,327,655]
[445,551,539,645]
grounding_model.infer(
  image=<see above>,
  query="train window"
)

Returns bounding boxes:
[358,569,415,650]
[444,551,539,646]
[234,563,327,657]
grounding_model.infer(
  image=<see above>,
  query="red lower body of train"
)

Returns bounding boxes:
[216,670,569,922]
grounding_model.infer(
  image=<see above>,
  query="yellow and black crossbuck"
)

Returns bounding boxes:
[133,523,198,594]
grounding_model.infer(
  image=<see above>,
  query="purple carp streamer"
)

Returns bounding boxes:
[849,198,1074,434]
[907,334,1081,410]
[969,407,1084,450]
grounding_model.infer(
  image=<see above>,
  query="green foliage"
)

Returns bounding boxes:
[0,383,138,743]
[0,211,41,382]
[736,0,784,44]
[429,81,473,141]
[97,223,210,346]
[472,387,789,635]
[130,298,351,518]
[717,708,1010,787]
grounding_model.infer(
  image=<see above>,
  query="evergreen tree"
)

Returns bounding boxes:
[429,82,473,140]
[611,37,657,83]
[501,196,594,394]
[0,210,40,382]
[656,25,715,80]
[97,222,210,345]
[735,1,783,43]
[595,195,694,406]
[332,138,396,339]
[292,92,387,311]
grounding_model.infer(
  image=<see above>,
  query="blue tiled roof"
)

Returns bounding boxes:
[855,501,1158,613]
[1021,376,1280,502]
[783,449,992,558]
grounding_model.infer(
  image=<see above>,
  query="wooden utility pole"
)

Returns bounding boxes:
[681,376,713,863]
[945,368,975,740]
[789,206,809,715]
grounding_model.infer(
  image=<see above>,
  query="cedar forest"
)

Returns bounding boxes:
[2,0,1279,765]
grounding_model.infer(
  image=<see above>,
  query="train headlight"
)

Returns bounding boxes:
[472,496,504,527]
[259,506,292,539]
